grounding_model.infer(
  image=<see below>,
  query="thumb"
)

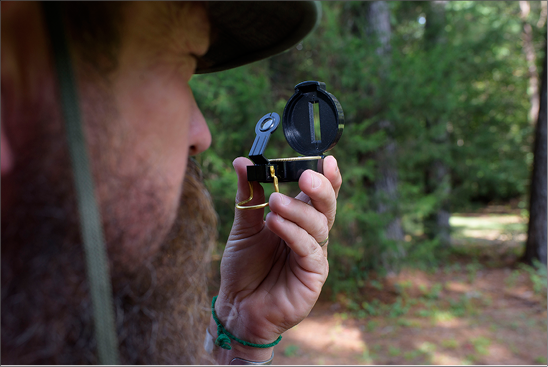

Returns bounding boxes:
[231,157,267,238]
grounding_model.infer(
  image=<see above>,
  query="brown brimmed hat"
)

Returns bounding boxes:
[196,1,322,74]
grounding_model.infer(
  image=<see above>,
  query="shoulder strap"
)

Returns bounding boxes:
[42,2,120,364]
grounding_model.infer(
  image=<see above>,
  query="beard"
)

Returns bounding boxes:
[1,84,218,364]
[2,157,218,364]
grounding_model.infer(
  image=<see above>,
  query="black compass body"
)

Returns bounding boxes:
[246,81,344,183]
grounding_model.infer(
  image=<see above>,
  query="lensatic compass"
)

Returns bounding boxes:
[236,81,344,210]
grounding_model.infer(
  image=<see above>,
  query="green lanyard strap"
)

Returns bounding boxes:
[42,2,120,364]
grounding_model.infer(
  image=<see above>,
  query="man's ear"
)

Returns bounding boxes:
[1,6,15,177]
[1,2,14,176]
[1,125,14,175]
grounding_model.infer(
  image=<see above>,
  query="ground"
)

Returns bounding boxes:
[275,266,546,365]
[275,210,547,365]
[210,209,548,365]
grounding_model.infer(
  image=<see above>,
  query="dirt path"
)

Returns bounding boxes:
[274,265,547,365]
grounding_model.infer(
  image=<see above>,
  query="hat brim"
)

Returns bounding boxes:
[195,1,321,74]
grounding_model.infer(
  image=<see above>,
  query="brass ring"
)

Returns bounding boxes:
[236,166,280,210]
[318,237,329,247]
[236,182,270,210]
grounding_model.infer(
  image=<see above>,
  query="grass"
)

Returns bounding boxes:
[465,262,482,283]
[283,344,300,357]
[431,310,457,324]
[418,342,436,353]
[360,349,373,364]
[403,349,423,361]
[419,283,444,299]
[449,214,527,252]
[370,279,384,290]
[535,356,547,364]
[505,269,522,287]
[388,346,401,357]
[367,320,379,332]
[397,318,421,327]
[388,298,410,318]
[441,338,459,349]
[519,261,547,297]
[449,215,526,233]
[470,336,491,355]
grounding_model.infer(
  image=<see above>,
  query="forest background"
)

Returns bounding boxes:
[191,0,546,289]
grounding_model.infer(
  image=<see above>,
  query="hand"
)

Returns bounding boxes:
[210,155,342,363]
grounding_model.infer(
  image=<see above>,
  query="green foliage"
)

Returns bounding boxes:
[441,338,460,349]
[418,341,437,354]
[366,320,379,332]
[361,300,380,317]
[448,295,478,316]
[283,344,300,357]
[403,349,424,361]
[388,298,410,318]
[191,2,544,292]
[423,283,443,300]
[470,336,491,355]
[504,260,547,305]
[466,262,482,283]
[388,345,401,357]
[518,260,548,297]
[505,269,522,288]
[535,356,548,365]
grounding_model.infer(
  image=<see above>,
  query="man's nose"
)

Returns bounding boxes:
[188,96,211,156]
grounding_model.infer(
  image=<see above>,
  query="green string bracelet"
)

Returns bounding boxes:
[211,296,282,350]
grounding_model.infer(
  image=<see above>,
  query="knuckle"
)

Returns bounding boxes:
[335,174,343,189]
[315,214,329,240]
[321,214,329,232]
[328,205,337,221]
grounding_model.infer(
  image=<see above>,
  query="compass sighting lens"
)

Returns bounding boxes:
[260,118,274,131]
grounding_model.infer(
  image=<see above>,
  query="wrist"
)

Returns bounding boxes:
[208,317,275,364]
[213,293,281,345]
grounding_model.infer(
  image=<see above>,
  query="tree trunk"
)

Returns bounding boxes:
[423,1,451,247]
[520,1,540,123]
[522,42,547,266]
[424,154,451,246]
[367,2,405,259]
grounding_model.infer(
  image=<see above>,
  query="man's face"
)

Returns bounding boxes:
[83,1,212,272]
[2,3,212,240]
[2,2,217,364]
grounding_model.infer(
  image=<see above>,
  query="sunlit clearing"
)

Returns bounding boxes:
[283,319,367,353]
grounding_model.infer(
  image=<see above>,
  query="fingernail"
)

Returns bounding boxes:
[276,213,285,223]
[311,172,321,189]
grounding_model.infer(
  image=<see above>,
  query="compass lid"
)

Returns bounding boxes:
[282,81,344,156]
